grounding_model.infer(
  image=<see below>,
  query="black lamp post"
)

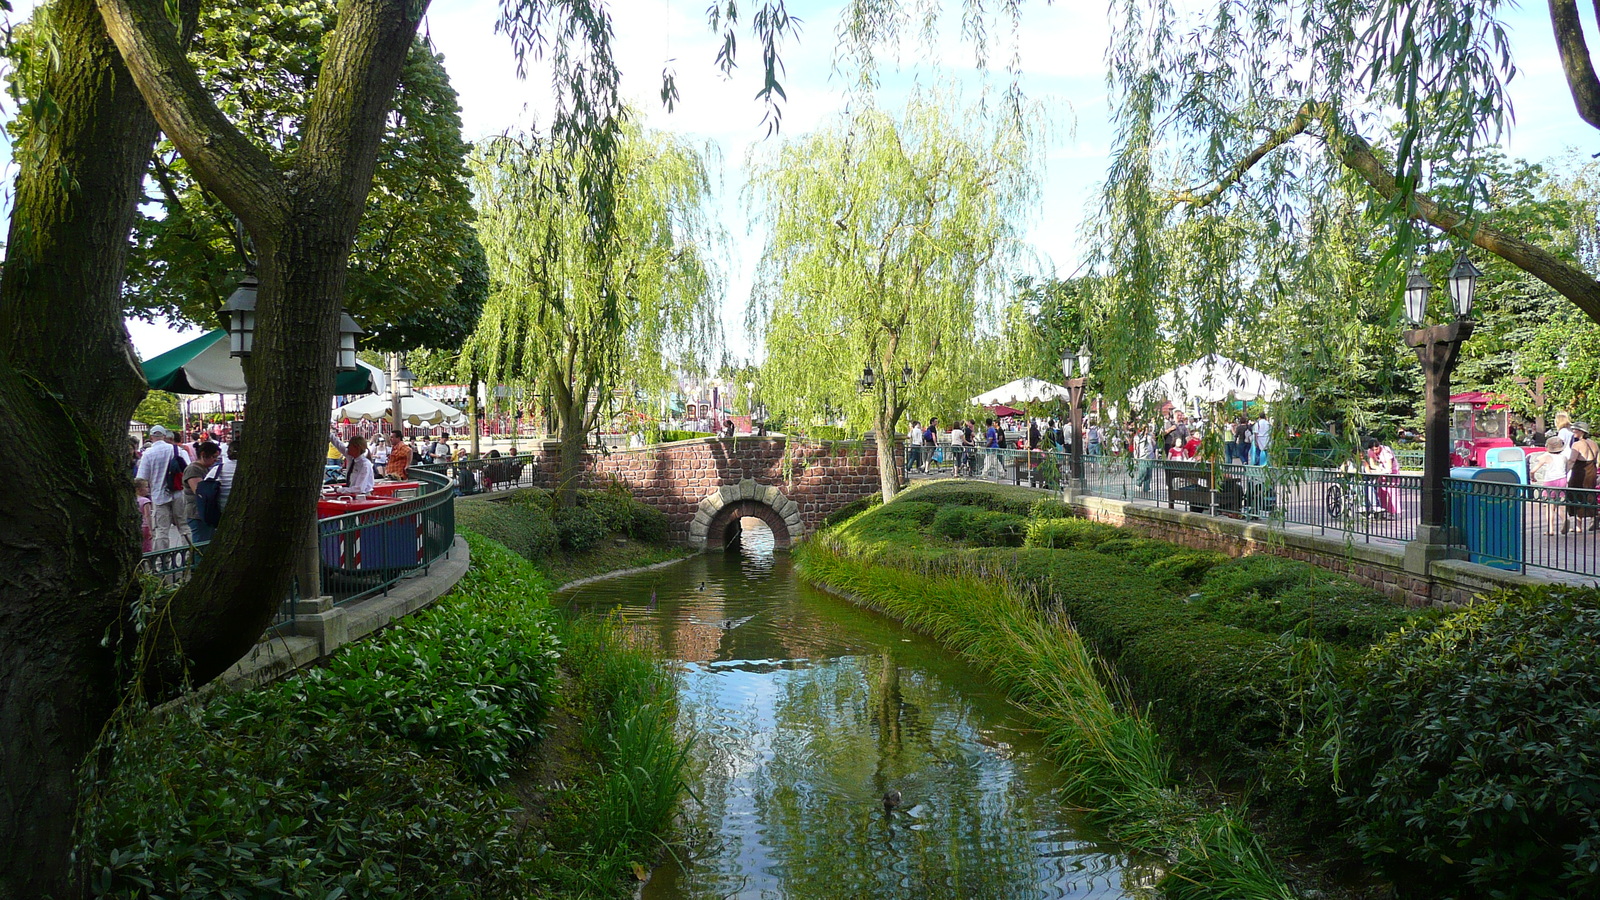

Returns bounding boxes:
[858,364,876,393]
[1404,253,1480,537]
[1063,341,1092,491]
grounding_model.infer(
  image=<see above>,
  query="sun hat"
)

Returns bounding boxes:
[1575,422,1591,434]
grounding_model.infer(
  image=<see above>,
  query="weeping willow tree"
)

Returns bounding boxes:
[1093,0,1600,434]
[465,122,721,506]
[747,91,1040,501]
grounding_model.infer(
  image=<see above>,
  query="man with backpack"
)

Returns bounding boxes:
[135,425,192,550]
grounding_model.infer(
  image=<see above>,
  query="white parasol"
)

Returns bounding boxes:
[968,377,1072,407]
[332,393,467,426]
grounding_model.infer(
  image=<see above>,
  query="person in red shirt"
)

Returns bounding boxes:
[384,430,413,479]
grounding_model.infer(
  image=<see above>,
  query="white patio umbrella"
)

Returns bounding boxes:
[969,377,1072,407]
[1130,354,1284,407]
[332,393,466,426]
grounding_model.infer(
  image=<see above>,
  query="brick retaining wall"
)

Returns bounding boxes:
[535,436,898,547]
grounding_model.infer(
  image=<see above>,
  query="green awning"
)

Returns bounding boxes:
[142,329,377,395]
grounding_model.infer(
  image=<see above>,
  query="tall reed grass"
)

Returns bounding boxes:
[797,536,1297,900]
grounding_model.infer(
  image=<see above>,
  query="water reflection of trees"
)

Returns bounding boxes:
[749,653,1052,899]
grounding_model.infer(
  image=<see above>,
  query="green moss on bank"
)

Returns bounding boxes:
[83,531,686,899]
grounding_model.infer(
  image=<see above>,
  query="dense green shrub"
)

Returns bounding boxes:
[982,547,1284,758]
[83,535,562,897]
[484,486,670,555]
[84,699,535,899]
[1093,536,1187,567]
[973,510,1027,546]
[455,499,558,561]
[1024,516,1121,550]
[1147,550,1230,588]
[931,504,982,540]
[1196,554,1314,604]
[554,505,609,552]
[85,533,687,899]
[1197,556,1422,647]
[579,486,636,534]
[1028,497,1074,520]
[901,479,1039,515]
[929,505,1024,545]
[1339,587,1600,898]
[626,502,669,543]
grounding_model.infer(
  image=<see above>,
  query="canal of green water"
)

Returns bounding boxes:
[558,523,1146,899]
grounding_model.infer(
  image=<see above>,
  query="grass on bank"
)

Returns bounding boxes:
[799,536,1296,900]
[81,531,688,899]
[808,479,1600,900]
[456,485,692,586]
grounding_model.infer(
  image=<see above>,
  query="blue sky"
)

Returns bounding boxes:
[88,0,1600,361]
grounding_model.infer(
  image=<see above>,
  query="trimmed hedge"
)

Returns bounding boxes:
[900,479,1040,515]
[930,504,1026,547]
[814,484,1600,899]
[1197,555,1431,648]
[982,547,1288,759]
[85,534,687,899]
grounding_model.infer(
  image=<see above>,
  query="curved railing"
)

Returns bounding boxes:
[138,466,457,629]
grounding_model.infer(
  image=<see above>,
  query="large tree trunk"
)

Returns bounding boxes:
[0,0,191,894]
[97,0,427,687]
[875,406,903,503]
[556,393,586,508]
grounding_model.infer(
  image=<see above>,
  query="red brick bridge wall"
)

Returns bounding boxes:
[534,436,900,549]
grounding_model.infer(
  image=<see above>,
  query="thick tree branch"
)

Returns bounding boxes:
[1168,101,1600,326]
[300,0,428,221]
[1550,0,1600,130]
[94,0,286,233]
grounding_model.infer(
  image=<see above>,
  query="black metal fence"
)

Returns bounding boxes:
[1443,478,1600,576]
[317,467,456,605]
[412,453,543,496]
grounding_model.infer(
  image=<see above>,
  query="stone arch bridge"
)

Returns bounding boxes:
[530,436,898,550]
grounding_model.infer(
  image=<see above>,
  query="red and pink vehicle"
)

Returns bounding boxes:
[1449,391,1514,467]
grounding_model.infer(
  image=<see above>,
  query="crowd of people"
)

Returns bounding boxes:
[327,430,530,497]
[131,425,238,553]
[1525,412,1600,534]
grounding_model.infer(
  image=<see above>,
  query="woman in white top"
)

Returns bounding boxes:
[329,433,375,494]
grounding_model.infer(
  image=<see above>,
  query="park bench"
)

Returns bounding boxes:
[1163,460,1243,514]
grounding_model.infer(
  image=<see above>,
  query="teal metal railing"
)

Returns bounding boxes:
[137,466,457,632]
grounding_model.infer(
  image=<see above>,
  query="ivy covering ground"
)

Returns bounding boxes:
[81,532,687,899]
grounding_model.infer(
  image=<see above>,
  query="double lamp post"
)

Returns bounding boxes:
[1402,252,1481,560]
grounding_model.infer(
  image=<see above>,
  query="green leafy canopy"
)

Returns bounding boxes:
[462,117,723,436]
[746,87,1042,445]
[96,0,486,351]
